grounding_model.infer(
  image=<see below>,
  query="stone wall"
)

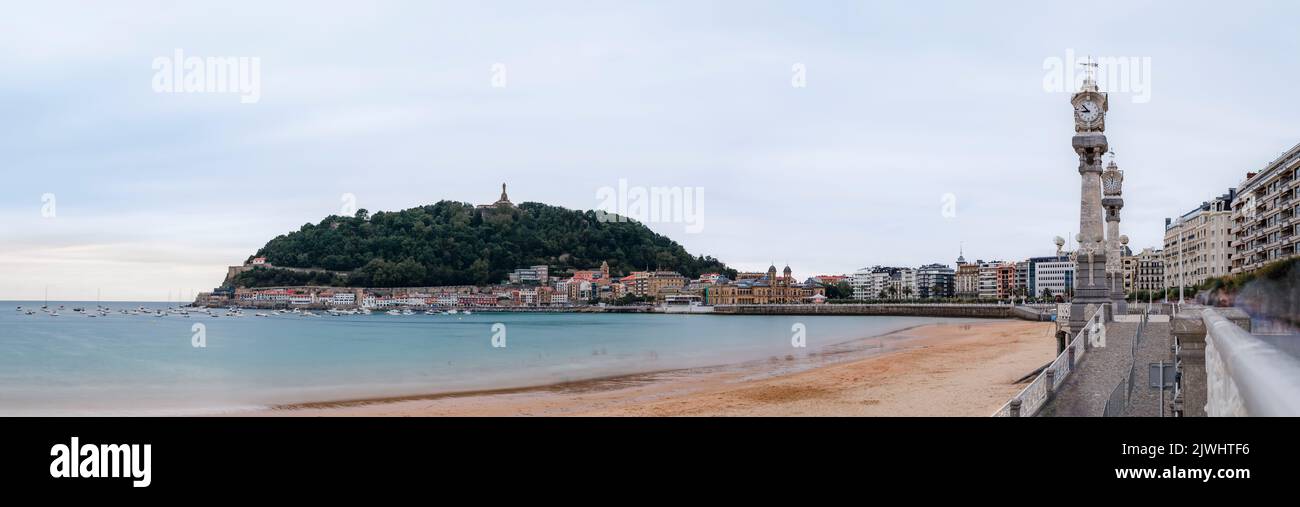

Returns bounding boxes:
[712,304,1046,320]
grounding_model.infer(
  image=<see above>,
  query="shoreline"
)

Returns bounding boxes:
[250,319,1055,417]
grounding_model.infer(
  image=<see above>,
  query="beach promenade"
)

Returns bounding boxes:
[1039,318,1173,417]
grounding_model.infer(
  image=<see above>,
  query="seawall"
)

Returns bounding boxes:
[712,304,1050,321]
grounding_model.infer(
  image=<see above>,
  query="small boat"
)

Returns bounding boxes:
[386,310,401,316]
[462,310,472,315]
[401,309,414,316]
[255,312,270,317]
[447,309,459,315]
[50,312,60,317]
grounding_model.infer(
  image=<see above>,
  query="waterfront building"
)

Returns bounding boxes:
[623,271,687,299]
[954,253,980,298]
[977,261,1001,299]
[915,263,955,299]
[1164,191,1234,290]
[710,265,825,304]
[1014,261,1029,298]
[332,292,356,306]
[995,263,1017,300]
[1231,142,1300,273]
[1028,255,1073,300]
[849,267,875,300]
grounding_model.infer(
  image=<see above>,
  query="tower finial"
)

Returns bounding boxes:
[1080,55,1100,92]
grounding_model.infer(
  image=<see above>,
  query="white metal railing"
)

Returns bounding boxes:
[992,304,1107,417]
[1203,309,1300,416]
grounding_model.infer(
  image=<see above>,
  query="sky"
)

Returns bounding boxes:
[2,0,1299,301]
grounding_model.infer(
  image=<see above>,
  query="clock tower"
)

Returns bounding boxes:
[1069,60,1113,335]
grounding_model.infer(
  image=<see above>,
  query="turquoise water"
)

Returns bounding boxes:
[0,301,981,415]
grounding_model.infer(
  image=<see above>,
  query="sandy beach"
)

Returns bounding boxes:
[253,319,1056,417]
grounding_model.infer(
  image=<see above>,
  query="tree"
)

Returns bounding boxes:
[235,201,737,288]
[824,281,852,299]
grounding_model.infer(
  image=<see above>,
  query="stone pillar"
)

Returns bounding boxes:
[1070,132,1110,332]
[1103,201,1127,314]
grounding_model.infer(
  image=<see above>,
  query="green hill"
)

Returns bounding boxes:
[232,201,734,288]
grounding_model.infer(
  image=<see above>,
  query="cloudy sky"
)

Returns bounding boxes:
[2,0,1298,301]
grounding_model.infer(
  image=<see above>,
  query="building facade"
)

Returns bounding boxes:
[1231,142,1300,273]
[977,261,1001,299]
[1164,192,1234,290]
[1031,256,1074,299]
[1127,247,1164,294]
[954,254,980,298]
[915,263,955,299]
[711,265,824,304]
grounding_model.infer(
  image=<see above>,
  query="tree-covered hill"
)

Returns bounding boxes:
[232,201,734,288]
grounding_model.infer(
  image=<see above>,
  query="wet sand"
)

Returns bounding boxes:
[250,319,1055,417]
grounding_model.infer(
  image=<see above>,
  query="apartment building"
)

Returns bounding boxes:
[1231,142,1300,273]
[1031,256,1074,299]
[1126,247,1164,294]
[1164,191,1235,289]
[915,263,955,299]
[977,261,1000,299]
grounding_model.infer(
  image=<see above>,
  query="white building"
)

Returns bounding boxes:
[977,262,1000,299]
[1032,258,1074,299]
[332,293,355,306]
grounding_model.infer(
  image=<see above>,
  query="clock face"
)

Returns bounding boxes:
[1076,99,1102,123]
[1103,176,1121,193]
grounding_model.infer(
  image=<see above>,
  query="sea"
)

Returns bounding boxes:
[0,301,984,415]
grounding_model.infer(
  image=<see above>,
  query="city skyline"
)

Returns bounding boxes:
[4,1,1300,300]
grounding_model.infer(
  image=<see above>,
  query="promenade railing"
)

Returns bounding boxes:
[992,304,1106,417]
[1203,308,1300,416]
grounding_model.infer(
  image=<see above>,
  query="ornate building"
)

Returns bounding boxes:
[710,264,824,304]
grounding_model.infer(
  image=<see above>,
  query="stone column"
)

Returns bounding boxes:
[1103,200,1127,314]
[1070,132,1110,333]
